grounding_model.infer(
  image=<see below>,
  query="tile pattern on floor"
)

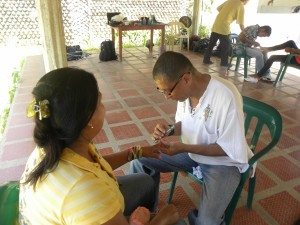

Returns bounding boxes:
[0,47,300,225]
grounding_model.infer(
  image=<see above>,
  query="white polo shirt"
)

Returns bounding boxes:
[175,76,253,173]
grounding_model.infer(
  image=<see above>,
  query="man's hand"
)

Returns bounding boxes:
[253,41,260,47]
[152,123,169,142]
[141,144,162,159]
[286,48,300,54]
[285,47,292,53]
[157,140,183,156]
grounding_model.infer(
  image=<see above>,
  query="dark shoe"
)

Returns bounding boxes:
[188,208,198,225]
[203,60,214,65]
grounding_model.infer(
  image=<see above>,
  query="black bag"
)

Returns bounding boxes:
[66,45,83,61]
[99,40,117,61]
[192,38,209,52]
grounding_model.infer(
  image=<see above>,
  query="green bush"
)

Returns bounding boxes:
[198,25,210,38]
[0,60,22,140]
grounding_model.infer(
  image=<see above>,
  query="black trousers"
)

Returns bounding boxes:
[203,32,231,66]
[117,173,155,216]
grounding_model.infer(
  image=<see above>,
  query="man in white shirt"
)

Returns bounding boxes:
[130,51,253,225]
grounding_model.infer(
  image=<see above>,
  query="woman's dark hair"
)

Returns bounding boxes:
[25,67,99,188]
[152,51,196,81]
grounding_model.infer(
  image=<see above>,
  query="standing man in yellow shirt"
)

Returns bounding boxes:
[203,0,249,67]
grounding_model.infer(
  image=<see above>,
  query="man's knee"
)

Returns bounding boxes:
[137,173,155,192]
[287,40,296,46]
[255,52,264,60]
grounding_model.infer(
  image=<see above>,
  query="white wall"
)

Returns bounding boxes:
[245,0,300,46]
[257,0,300,13]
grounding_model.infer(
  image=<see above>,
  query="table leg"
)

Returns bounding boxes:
[150,29,154,54]
[118,29,122,61]
[161,27,165,55]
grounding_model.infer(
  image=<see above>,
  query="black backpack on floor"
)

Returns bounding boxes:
[99,40,117,61]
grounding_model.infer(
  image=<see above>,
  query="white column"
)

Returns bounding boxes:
[35,0,67,72]
[192,0,202,35]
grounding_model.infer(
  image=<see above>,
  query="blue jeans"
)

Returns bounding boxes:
[245,47,270,76]
[129,153,241,225]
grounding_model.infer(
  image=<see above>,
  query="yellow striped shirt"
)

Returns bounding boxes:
[19,144,124,225]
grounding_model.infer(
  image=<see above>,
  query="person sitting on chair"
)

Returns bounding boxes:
[238,24,272,80]
[250,40,300,82]
[130,51,253,225]
[19,67,186,225]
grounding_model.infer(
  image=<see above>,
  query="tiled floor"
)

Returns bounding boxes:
[0,47,300,225]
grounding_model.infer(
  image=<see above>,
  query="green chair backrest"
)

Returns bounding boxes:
[242,95,283,166]
[0,181,20,225]
[228,37,253,77]
[229,33,239,44]
[225,96,282,223]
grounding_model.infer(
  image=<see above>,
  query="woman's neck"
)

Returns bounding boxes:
[69,138,95,162]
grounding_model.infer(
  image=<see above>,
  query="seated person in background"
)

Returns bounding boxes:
[19,67,186,225]
[250,40,300,81]
[238,24,272,80]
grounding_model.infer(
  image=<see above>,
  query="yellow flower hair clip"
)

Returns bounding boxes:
[26,99,50,120]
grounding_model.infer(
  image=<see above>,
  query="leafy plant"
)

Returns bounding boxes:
[198,25,210,38]
[202,0,216,13]
[0,59,23,141]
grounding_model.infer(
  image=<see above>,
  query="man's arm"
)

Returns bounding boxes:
[239,24,244,31]
[239,33,260,47]
[292,49,300,54]
[159,141,227,157]
[286,48,300,54]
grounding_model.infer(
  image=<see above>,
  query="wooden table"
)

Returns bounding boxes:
[110,23,166,61]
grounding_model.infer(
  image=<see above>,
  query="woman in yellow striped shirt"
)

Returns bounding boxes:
[19,67,186,225]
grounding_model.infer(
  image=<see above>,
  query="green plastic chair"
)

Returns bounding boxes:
[167,96,283,224]
[0,181,20,225]
[227,34,253,78]
[273,53,300,87]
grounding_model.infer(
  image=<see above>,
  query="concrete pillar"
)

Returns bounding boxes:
[35,0,67,72]
[192,0,202,36]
